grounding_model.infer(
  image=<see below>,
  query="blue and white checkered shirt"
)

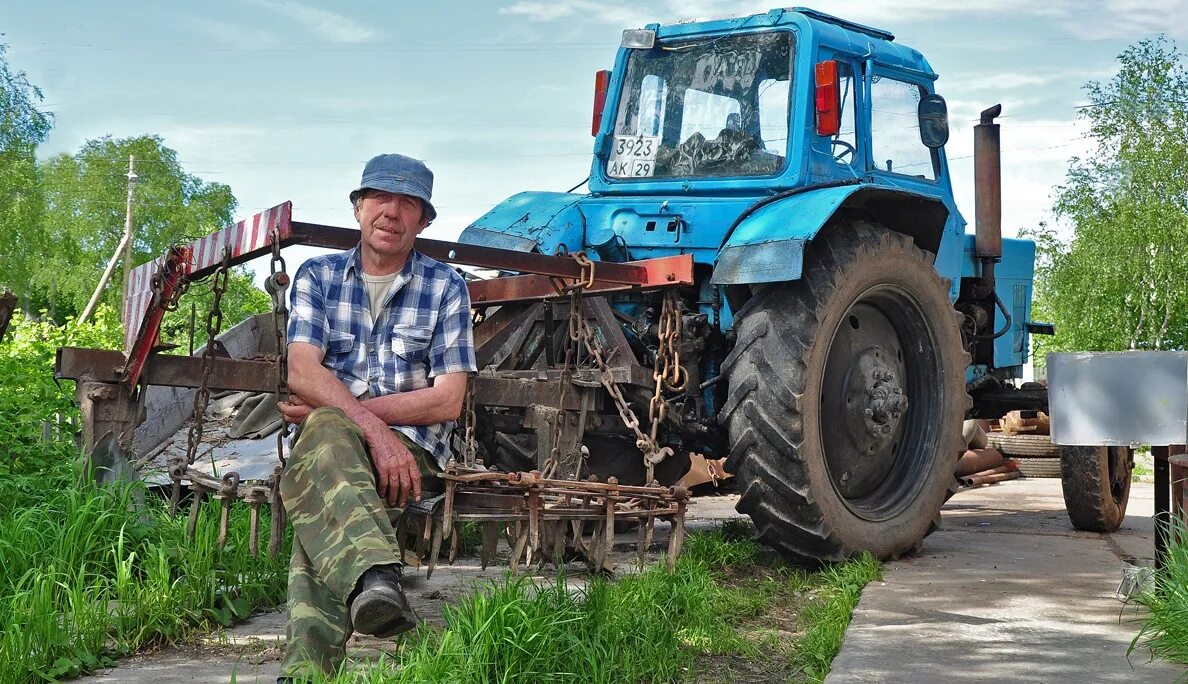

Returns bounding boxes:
[287,246,477,467]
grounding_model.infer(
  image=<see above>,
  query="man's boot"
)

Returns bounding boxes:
[348,564,417,638]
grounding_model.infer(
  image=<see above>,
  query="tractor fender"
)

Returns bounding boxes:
[458,191,586,255]
[710,185,950,285]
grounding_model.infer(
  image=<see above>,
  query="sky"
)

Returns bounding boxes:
[6,0,1187,284]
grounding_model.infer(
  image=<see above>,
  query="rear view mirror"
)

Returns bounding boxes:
[918,94,949,148]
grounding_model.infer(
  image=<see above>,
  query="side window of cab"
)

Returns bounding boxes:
[870,76,937,180]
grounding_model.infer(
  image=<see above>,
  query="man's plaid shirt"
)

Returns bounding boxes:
[287,246,477,467]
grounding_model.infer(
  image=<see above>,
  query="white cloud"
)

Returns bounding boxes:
[498,0,1073,28]
[245,0,379,43]
[497,0,1188,40]
[184,16,282,47]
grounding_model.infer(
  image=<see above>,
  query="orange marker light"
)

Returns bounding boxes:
[592,70,611,137]
[815,60,840,137]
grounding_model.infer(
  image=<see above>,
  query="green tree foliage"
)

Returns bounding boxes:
[1032,37,1188,357]
[38,136,235,313]
[0,43,53,299]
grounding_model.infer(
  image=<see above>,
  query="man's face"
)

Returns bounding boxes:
[354,190,430,261]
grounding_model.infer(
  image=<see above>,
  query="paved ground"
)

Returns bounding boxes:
[81,480,1185,683]
[829,479,1186,683]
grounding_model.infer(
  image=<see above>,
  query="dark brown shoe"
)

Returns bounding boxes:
[349,564,417,638]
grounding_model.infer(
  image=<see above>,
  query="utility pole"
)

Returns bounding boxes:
[120,156,138,312]
[79,156,138,325]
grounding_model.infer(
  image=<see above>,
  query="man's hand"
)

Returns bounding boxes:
[361,419,422,508]
[277,395,314,424]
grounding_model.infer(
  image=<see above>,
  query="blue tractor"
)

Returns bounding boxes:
[458,8,1049,564]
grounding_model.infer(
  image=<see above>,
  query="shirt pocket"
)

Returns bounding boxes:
[326,331,356,357]
[390,324,433,363]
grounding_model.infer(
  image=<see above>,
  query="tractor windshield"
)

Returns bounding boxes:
[608,30,793,180]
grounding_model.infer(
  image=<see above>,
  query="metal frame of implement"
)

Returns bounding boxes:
[59,201,696,569]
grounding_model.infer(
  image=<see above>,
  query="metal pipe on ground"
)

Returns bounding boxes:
[960,461,1019,487]
[965,470,1022,487]
[956,447,1005,477]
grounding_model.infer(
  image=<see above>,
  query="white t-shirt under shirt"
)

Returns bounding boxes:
[360,271,399,325]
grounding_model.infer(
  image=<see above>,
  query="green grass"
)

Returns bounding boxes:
[0,478,292,682]
[1130,519,1188,666]
[309,528,880,684]
[0,309,291,682]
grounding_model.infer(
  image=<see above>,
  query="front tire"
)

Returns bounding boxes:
[1060,445,1133,532]
[721,223,969,564]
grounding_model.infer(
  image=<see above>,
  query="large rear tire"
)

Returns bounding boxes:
[721,224,969,564]
[1060,445,1133,532]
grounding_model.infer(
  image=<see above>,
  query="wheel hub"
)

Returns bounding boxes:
[863,365,908,437]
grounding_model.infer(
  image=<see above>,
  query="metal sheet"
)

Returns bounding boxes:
[1047,351,1188,447]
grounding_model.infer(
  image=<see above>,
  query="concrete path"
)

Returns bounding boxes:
[829,479,1186,683]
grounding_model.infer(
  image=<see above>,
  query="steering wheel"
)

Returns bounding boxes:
[831,138,856,163]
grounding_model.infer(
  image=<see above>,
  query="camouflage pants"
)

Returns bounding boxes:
[278,407,441,678]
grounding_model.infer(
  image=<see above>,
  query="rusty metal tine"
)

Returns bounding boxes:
[442,480,456,541]
[509,522,529,574]
[666,499,688,571]
[416,515,431,558]
[636,505,648,565]
[527,488,541,566]
[448,523,461,565]
[587,522,602,572]
[187,486,204,539]
[481,522,499,570]
[249,500,261,558]
[427,517,443,580]
[170,481,182,517]
[552,521,566,566]
[268,466,284,558]
[570,519,585,556]
[217,496,232,551]
[395,515,407,560]
[602,479,618,570]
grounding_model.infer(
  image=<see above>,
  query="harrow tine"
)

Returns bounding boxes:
[187,484,206,539]
[216,473,240,551]
[509,522,529,573]
[448,523,461,565]
[217,498,231,550]
[551,521,567,567]
[527,488,542,567]
[666,495,688,571]
[269,466,284,558]
[480,522,499,570]
[587,522,602,572]
[170,480,182,517]
[427,517,443,580]
[416,515,431,559]
[601,479,618,571]
[395,515,408,560]
[442,480,456,541]
[249,499,261,558]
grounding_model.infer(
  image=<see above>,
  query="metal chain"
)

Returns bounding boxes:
[183,247,233,471]
[461,383,479,467]
[265,231,290,466]
[648,291,687,450]
[570,295,673,483]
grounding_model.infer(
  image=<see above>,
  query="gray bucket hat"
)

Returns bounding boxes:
[349,153,437,221]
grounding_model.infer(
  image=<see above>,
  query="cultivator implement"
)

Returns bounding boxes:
[56,201,698,569]
[405,463,690,577]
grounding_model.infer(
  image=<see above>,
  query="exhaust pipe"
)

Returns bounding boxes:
[974,104,1003,290]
